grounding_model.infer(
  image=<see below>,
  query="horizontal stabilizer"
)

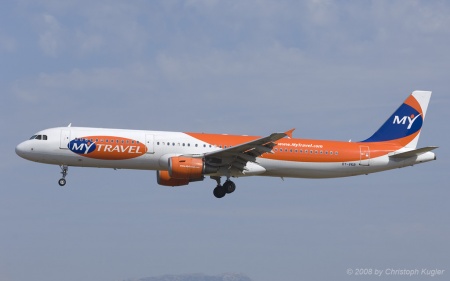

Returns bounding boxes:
[389,146,438,159]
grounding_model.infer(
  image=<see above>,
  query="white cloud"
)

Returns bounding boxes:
[12,63,157,102]
[75,2,148,55]
[38,13,64,57]
[306,0,338,26]
[75,31,103,54]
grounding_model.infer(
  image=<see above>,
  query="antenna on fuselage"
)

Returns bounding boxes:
[68,123,72,127]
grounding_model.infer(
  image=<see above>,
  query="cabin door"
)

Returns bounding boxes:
[359,146,370,166]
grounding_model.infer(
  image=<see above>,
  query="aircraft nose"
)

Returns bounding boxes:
[15,141,28,158]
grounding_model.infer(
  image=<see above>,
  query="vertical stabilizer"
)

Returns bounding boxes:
[362,91,432,148]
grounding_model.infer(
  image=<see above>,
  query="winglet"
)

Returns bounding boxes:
[284,128,295,139]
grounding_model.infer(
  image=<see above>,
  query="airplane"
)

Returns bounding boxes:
[16,90,437,198]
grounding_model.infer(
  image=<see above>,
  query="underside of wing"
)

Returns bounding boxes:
[389,146,438,159]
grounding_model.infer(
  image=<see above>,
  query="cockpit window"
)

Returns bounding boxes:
[29,134,48,140]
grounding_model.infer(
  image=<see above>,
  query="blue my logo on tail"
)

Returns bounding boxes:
[362,91,431,145]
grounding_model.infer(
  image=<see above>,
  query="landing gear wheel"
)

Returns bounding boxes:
[59,165,68,187]
[213,186,226,198]
[223,180,236,194]
[58,178,66,186]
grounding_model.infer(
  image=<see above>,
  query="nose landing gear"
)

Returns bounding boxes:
[58,165,68,186]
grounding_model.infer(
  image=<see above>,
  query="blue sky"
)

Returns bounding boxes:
[1,1,449,281]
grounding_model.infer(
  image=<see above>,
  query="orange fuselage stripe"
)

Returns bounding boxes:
[185,132,411,163]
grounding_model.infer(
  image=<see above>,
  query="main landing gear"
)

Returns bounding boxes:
[212,176,236,199]
[58,165,68,186]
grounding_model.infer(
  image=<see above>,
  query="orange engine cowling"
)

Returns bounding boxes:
[169,156,205,179]
[156,170,190,186]
[156,157,217,187]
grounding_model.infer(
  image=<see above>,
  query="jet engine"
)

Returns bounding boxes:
[156,156,217,186]
[156,170,190,186]
[169,156,205,179]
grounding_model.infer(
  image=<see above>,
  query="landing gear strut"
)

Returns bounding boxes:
[211,176,236,199]
[58,165,68,186]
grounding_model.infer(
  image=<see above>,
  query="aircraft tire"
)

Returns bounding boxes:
[223,181,236,194]
[213,186,226,198]
[58,178,66,186]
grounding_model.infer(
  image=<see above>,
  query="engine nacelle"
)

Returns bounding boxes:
[169,156,203,179]
[169,156,217,179]
[157,157,218,186]
[156,170,190,186]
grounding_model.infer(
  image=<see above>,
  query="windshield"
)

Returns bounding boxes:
[29,134,48,140]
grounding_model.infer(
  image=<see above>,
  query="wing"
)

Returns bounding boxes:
[195,128,295,175]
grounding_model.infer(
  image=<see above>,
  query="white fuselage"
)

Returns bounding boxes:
[16,127,436,179]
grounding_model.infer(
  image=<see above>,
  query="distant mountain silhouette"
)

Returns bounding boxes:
[125,273,252,281]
